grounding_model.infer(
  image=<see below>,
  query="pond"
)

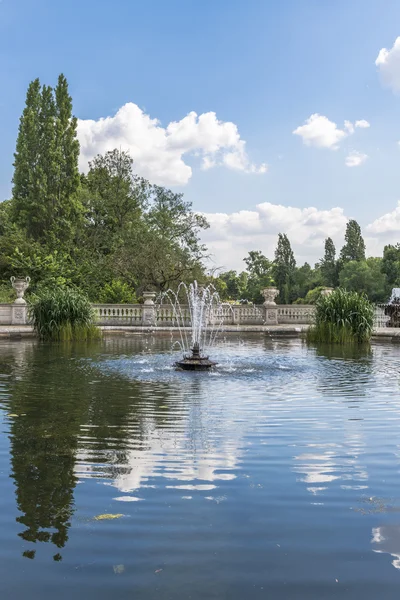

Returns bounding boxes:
[0,335,400,599]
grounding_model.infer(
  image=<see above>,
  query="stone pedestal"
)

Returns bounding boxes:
[10,277,30,325]
[142,292,156,326]
[262,287,279,326]
[264,307,278,326]
[11,301,28,325]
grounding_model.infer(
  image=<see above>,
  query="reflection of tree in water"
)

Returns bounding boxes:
[6,343,92,561]
[5,339,183,559]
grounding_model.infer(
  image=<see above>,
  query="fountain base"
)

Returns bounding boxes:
[175,343,217,371]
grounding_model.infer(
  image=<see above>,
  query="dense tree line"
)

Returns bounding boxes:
[214,218,397,305]
[0,75,399,305]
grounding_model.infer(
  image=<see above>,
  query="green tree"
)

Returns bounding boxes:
[113,186,209,292]
[382,243,400,287]
[339,258,389,303]
[320,237,338,287]
[82,149,148,252]
[340,220,366,263]
[293,262,323,301]
[273,233,296,303]
[12,74,81,244]
[243,250,273,303]
[216,271,242,301]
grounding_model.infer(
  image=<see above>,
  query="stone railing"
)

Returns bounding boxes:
[92,301,314,327]
[277,305,315,324]
[92,304,144,325]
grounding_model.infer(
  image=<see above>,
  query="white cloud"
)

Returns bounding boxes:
[201,200,400,271]
[355,119,370,129]
[366,201,400,235]
[376,37,400,92]
[201,201,349,270]
[293,114,348,149]
[293,114,369,150]
[77,103,266,186]
[345,151,368,167]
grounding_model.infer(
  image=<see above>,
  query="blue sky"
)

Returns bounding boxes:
[1,0,400,268]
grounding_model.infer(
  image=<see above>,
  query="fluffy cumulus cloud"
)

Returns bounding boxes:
[355,119,370,129]
[293,114,370,150]
[201,201,349,270]
[376,37,400,92]
[366,201,400,235]
[77,103,266,186]
[345,151,368,167]
[201,200,400,270]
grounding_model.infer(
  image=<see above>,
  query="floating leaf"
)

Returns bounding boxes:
[113,564,125,574]
[94,513,124,521]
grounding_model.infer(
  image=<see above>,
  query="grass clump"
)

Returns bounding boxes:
[307,288,374,344]
[29,287,101,341]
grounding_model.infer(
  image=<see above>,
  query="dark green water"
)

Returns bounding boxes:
[1,335,400,599]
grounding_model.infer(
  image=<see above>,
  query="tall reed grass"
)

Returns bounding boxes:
[29,287,101,341]
[307,288,374,344]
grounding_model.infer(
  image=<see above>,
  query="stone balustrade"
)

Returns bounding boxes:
[1,279,393,330]
[92,302,314,327]
[276,305,315,324]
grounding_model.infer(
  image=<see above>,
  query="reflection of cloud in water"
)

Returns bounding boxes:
[293,427,368,495]
[76,395,242,493]
[372,526,400,570]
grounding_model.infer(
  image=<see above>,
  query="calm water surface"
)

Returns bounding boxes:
[0,335,400,599]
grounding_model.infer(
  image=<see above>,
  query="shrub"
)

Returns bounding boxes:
[307,288,374,344]
[0,282,17,303]
[29,287,101,341]
[294,286,325,305]
[98,280,136,304]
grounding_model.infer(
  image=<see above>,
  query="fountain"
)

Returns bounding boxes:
[161,281,226,371]
[375,288,400,328]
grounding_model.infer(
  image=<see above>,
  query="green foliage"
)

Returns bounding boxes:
[98,280,136,304]
[340,220,366,263]
[320,237,338,287]
[29,287,100,341]
[307,288,374,344]
[243,251,273,303]
[294,286,325,305]
[0,283,16,303]
[82,149,148,252]
[12,75,81,245]
[339,258,389,303]
[382,243,400,286]
[273,233,296,303]
[292,262,323,301]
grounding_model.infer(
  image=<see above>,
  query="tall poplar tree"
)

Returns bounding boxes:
[12,74,81,245]
[320,237,338,287]
[340,220,366,263]
[273,233,296,303]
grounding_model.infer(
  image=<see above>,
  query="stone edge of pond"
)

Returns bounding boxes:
[1,324,400,343]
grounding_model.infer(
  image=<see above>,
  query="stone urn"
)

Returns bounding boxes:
[143,291,156,305]
[262,287,279,306]
[10,276,30,304]
[321,288,334,297]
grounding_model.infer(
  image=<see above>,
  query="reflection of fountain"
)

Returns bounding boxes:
[162,281,226,370]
